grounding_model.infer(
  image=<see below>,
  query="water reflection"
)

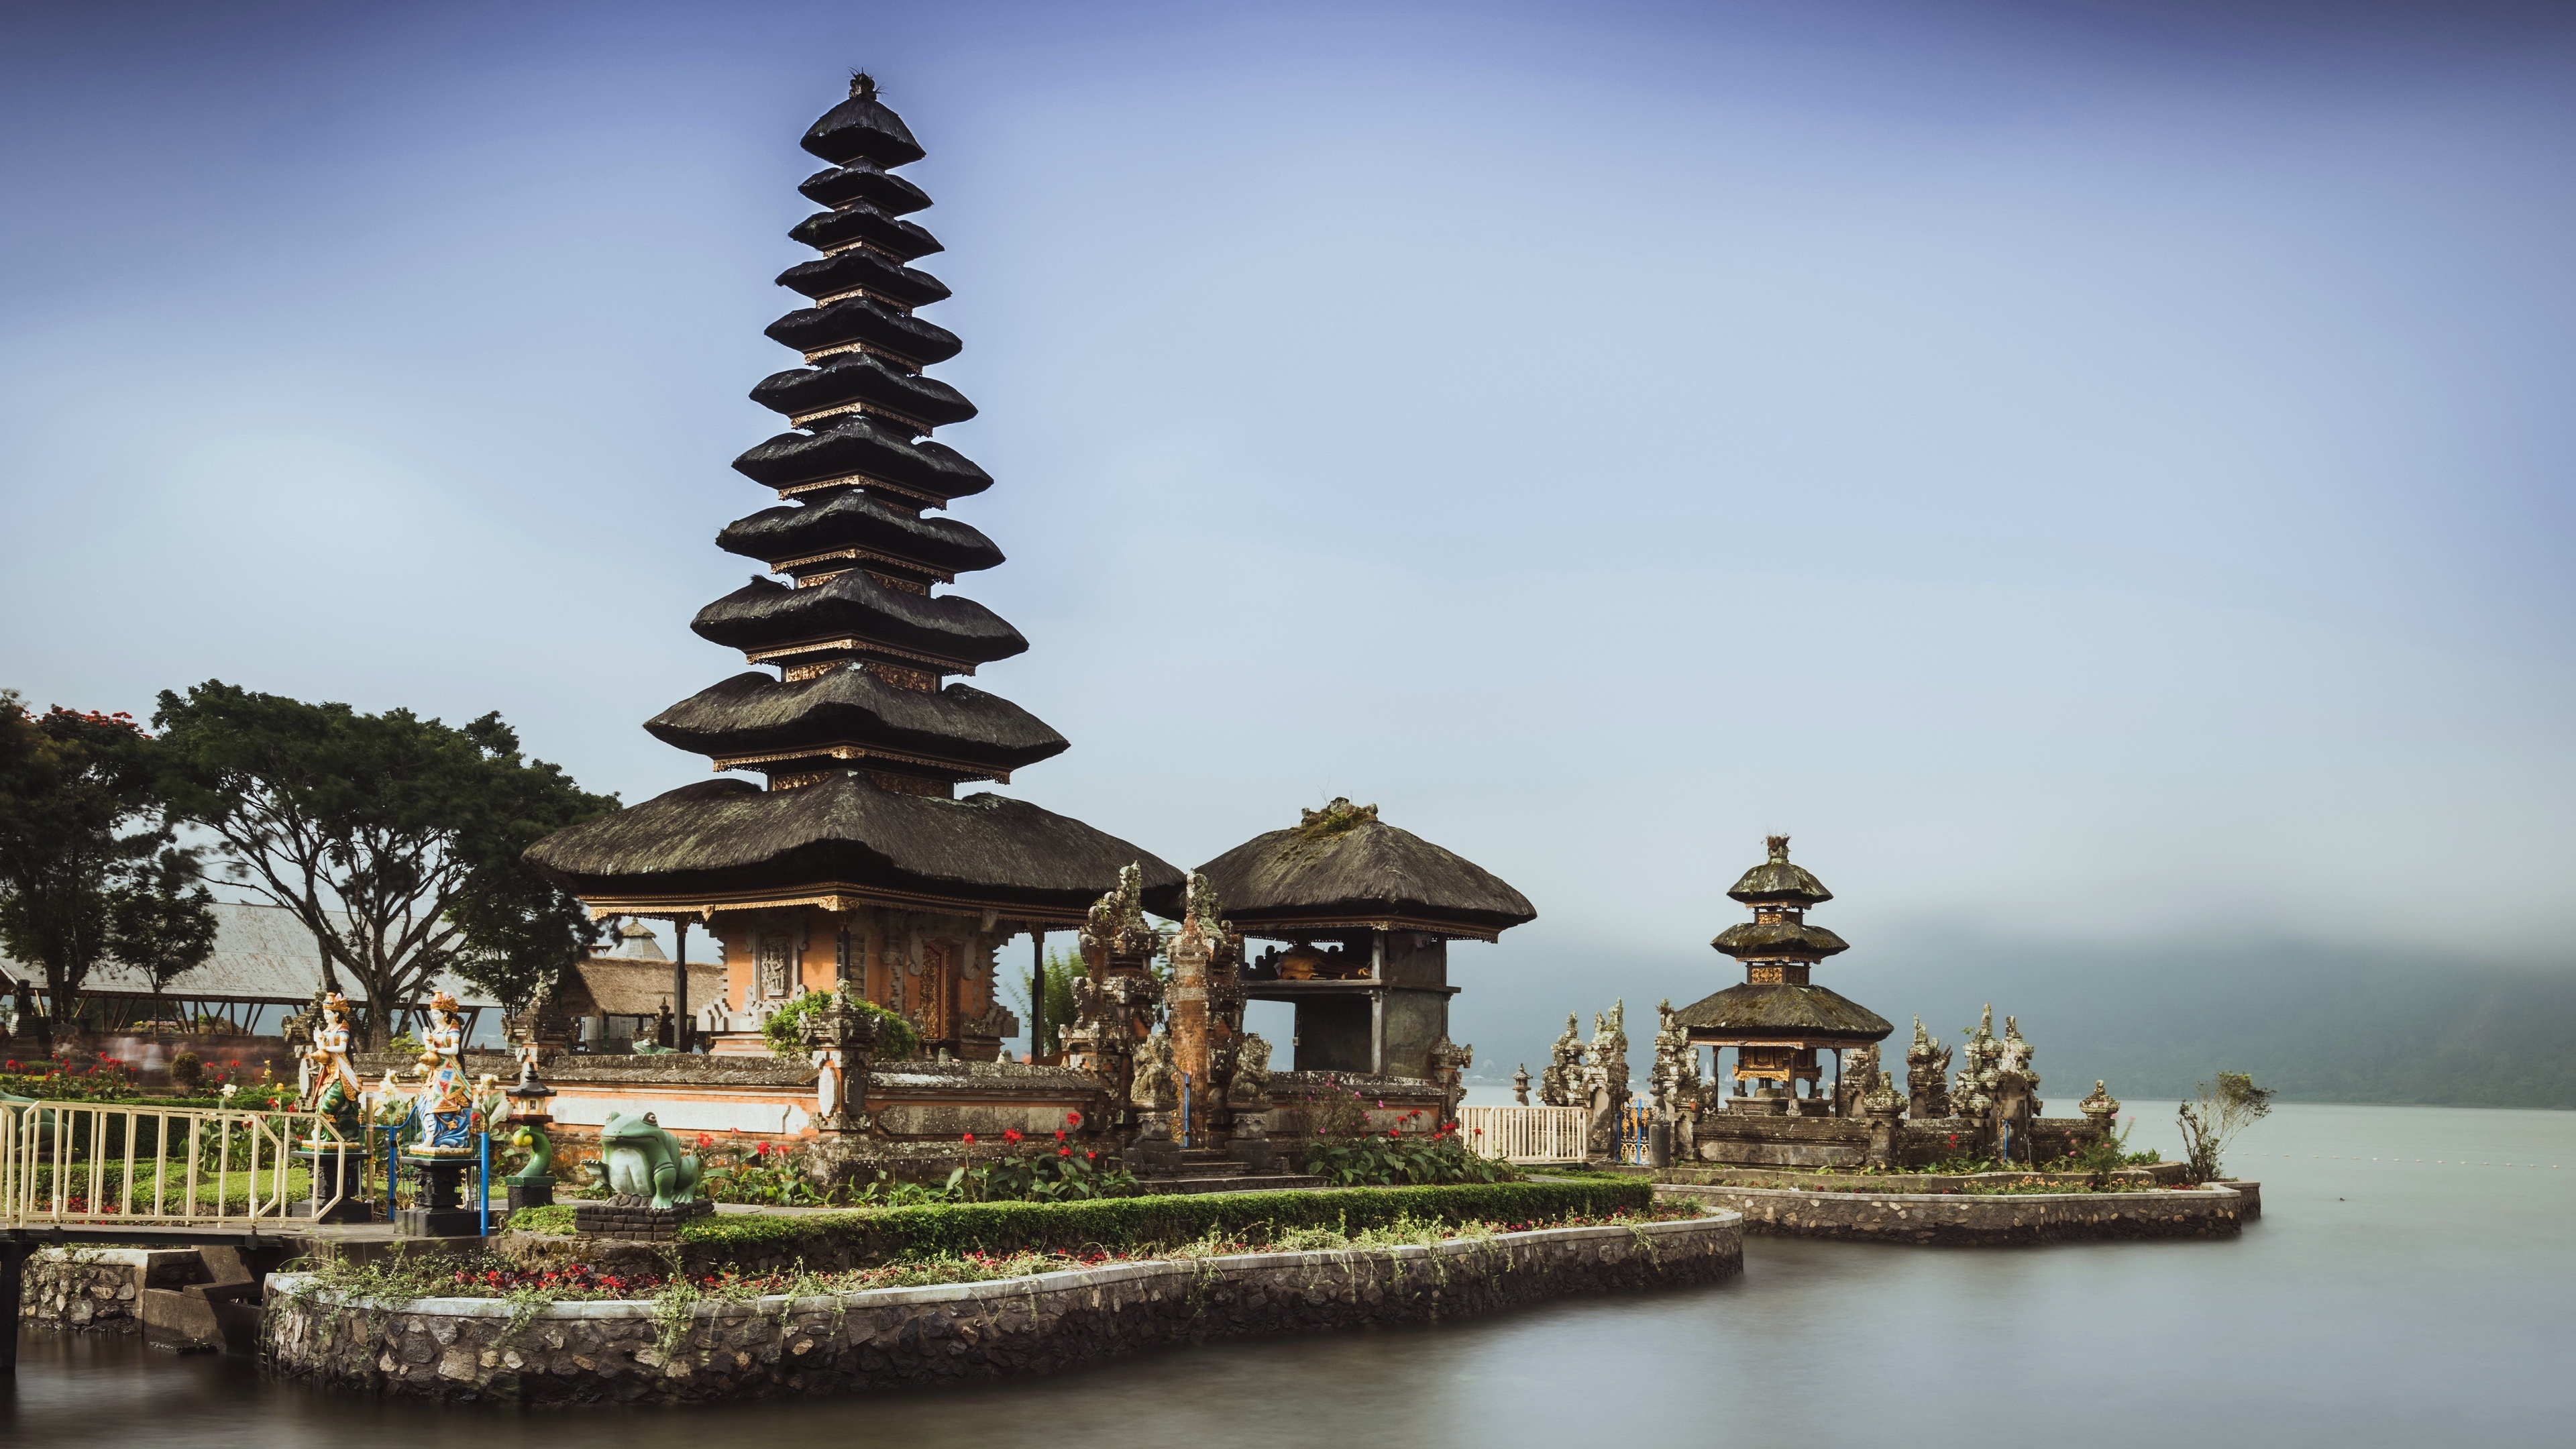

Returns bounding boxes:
[5,1102,2569,1448]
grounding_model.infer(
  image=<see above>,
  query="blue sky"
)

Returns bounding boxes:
[3,1,2570,1069]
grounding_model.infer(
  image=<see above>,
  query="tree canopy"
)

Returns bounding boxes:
[0,691,217,1052]
[152,682,616,1044]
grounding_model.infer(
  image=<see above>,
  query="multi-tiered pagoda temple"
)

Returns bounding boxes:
[1674,836,1891,1107]
[529,76,1179,1060]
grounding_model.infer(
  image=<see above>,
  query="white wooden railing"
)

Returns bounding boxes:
[1460,1104,1590,1163]
[0,1099,356,1227]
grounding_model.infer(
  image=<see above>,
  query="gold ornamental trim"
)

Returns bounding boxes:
[819,237,905,263]
[1230,914,1505,944]
[775,471,948,509]
[708,741,1006,783]
[581,881,1089,928]
[788,397,941,435]
[741,634,977,677]
[775,546,955,584]
[811,284,914,312]
[801,338,928,372]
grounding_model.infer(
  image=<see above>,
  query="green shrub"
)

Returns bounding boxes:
[655,1179,1650,1273]
[506,1203,576,1234]
[760,990,919,1060]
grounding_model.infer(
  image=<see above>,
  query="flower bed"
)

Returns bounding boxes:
[327,1201,1705,1307]
[268,1207,1743,1405]
[502,1178,1656,1277]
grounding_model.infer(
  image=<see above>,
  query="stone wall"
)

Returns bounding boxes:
[18,1248,207,1334]
[1688,1114,2110,1169]
[265,1214,1742,1405]
[1660,1162,2192,1192]
[1654,1181,2243,1246]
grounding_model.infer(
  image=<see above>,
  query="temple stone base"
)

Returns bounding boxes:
[572,1199,716,1240]
[1653,1181,2244,1246]
[266,1214,1742,1405]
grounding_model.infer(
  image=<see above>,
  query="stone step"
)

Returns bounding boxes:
[1145,1174,1327,1195]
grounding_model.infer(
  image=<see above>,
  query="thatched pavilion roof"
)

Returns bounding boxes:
[1672,982,1892,1044]
[1727,835,1833,905]
[1185,798,1535,942]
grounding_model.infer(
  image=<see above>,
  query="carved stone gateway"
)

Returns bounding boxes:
[1068,864,1165,1126]
[1581,1000,1631,1158]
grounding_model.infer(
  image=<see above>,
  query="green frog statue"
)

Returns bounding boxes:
[594,1109,703,1209]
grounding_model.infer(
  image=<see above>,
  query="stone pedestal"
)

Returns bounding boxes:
[1226,1114,1283,1174]
[1126,1113,1184,1177]
[396,1155,483,1238]
[505,1175,555,1212]
[571,1198,713,1240]
[292,1147,376,1224]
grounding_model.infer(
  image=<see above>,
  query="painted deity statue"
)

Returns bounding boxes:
[299,993,366,1140]
[410,991,476,1155]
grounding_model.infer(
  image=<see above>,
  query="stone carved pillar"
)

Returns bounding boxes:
[1428,1035,1473,1132]
[1860,1071,1906,1167]
[800,985,878,1134]
[2078,1079,2121,1139]
[1166,916,1214,1142]
[1904,1016,1951,1121]
[1581,1000,1630,1160]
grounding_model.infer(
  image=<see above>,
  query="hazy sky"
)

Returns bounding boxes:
[5,1,2571,1064]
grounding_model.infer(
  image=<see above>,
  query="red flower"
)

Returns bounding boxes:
[1065,1110,1082,1125]
[1003,1128,1023,1144]
[1085,1150,1098,1161]
[697,1134,713,1149]
[1053,1129,1067,1142]
[754,1140,771,1157]
[1059,1146,1072,1157]
[961,1132,977,1144]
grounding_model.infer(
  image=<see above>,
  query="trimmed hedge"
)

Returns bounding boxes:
[517,1181,1655,1274]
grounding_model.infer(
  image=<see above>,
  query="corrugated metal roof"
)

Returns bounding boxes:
[0,901,498,1009]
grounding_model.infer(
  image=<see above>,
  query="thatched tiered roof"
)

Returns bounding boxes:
[1672,982,1891,1043]
[1187,798,1535,942]
[527,776,1180,923]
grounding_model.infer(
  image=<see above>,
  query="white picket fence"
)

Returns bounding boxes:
[1,1098,355,1226]
[1459,1104,1589,1164]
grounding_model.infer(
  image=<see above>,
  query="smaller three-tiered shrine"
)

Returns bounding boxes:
[1674,836,1892,1109]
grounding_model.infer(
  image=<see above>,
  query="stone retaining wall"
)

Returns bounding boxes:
[1654,1182,2243,1246]
[1660,1163,2191,1192]
[18,1247,211,1334]
[264,1214,1741,1405]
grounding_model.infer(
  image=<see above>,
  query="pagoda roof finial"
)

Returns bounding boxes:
[1726,834,1831,905]
[849,69,876,100]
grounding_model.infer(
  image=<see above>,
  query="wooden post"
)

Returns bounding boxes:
[1029,930,1046,1061]
[0,1240,23,1371]
[672,918,692,1053]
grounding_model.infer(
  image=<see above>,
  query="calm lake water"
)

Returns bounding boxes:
[7,1101,2570,1448]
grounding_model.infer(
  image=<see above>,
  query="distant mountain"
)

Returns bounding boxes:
[1449,932,2576,1110]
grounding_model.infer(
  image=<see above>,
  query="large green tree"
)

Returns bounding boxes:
[0,691,218,1055]
[152,682,616,1047]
